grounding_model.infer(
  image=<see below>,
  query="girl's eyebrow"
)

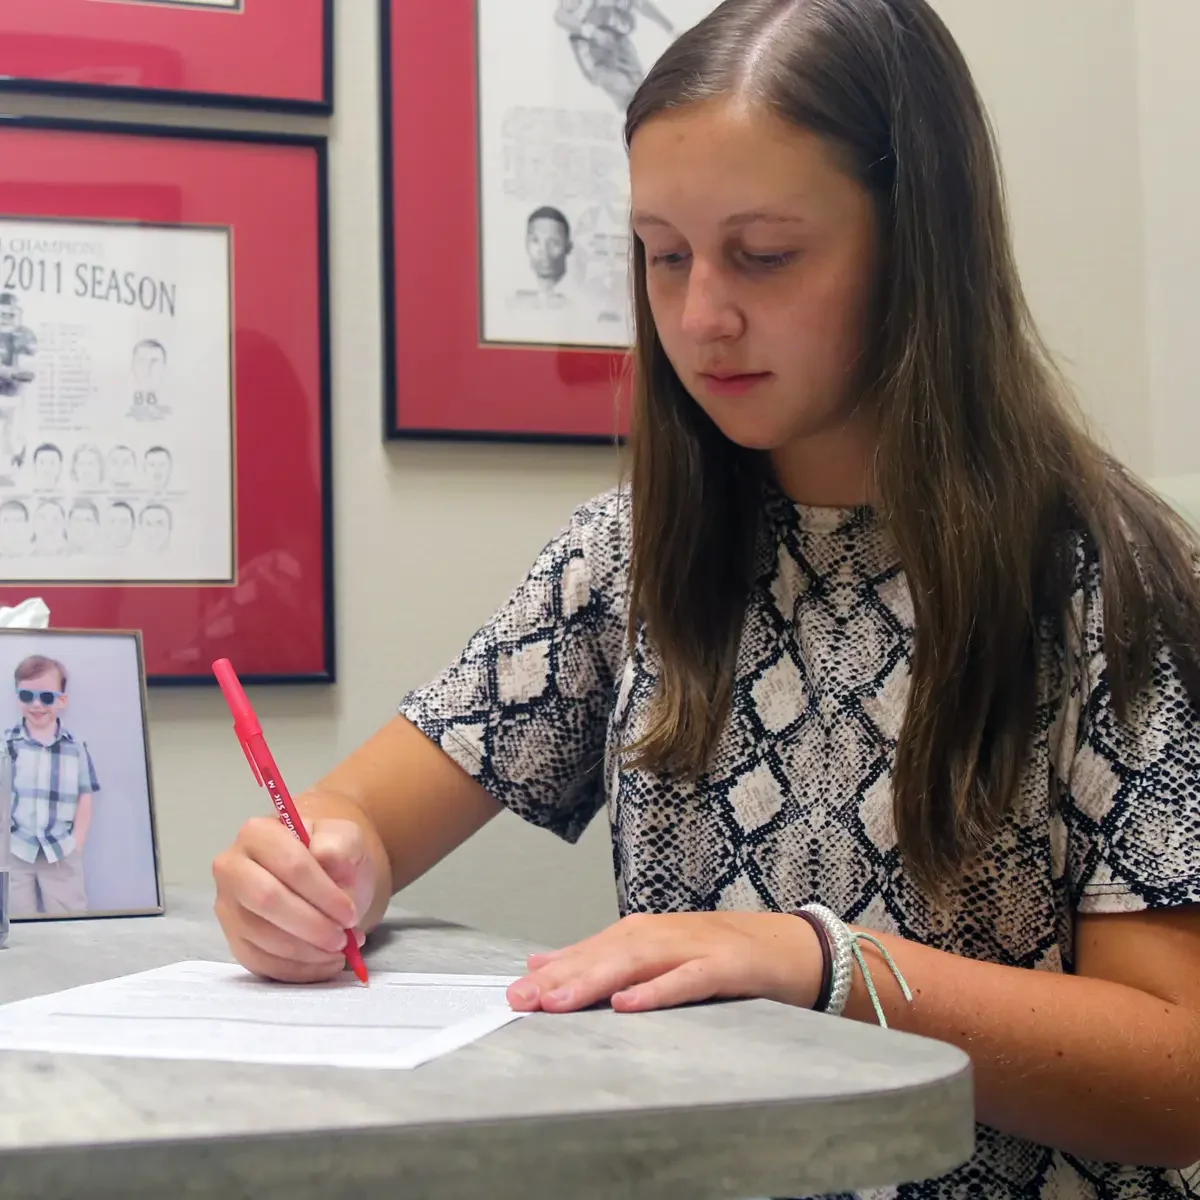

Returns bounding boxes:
[632,209,807,229]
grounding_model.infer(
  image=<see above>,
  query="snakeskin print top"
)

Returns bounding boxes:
[399,483,1200,1200]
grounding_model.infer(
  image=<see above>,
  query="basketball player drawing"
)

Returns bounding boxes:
[555,0,675,112]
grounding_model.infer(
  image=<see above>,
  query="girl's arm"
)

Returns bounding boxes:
[510,905,1200,1170]
[846,907,1200,1168]
[296,714,504,930]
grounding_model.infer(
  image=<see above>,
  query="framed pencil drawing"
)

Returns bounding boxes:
[0,0,333,115]
[382,1,711,443]
[0,117,334,686]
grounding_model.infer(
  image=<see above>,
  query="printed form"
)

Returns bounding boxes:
[0,961,528,1069]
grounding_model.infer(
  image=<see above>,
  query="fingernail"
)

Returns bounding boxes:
[510,982,538,1005]
[355,930,366,948]
[546,987,572,1005]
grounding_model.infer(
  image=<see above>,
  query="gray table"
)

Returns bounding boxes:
[0,887,973,1200]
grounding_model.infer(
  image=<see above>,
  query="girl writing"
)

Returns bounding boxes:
[214,1,1200,1195]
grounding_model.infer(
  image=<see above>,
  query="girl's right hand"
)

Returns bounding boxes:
[212,815,377,983]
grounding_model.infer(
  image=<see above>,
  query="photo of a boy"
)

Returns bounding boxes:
[5,655,100,916]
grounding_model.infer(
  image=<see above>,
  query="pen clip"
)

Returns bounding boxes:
[237,730,265,787]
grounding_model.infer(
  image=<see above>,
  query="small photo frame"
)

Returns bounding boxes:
[0,627,163,922]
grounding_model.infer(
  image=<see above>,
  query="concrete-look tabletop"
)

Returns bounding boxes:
[0,887,973,1200]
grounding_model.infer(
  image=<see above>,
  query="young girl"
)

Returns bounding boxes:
[213,0,1200,1195]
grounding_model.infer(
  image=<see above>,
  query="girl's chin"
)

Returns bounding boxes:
[700,410,794,453]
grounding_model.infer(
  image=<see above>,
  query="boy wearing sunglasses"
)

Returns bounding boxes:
[5,655,100,916]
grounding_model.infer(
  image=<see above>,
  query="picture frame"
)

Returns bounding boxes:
[0,627,164,923]
[0,116,335,686]
[379,0,633,444]
[0,0,334,116]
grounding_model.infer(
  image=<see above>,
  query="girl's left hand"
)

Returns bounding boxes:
[506,911,822,1014]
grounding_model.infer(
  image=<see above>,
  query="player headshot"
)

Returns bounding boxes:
[143,446,172,492]
[107,444,137,489]
[32,443,63,490]
[131,339,168,386]
[139,503,172,554]
[71,444,105,490]
[104,501,135,550]
[0,499,31,556]
[525,206,573,292]
[67,500,100,554]
[32,500,66,555]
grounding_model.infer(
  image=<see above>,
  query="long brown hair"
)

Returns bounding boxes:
[622,0,1200,897]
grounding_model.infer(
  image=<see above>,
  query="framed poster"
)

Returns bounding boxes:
[0,0,333,115]
[381,1,714,443]
[0,117,334,686]
[0,628,163,923]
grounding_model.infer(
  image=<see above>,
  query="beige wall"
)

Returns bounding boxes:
[1,2,1189,946]
[1136,0,1200,476]
[935,0,1151,471]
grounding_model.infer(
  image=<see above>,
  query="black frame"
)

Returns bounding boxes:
[0,114,336,688]
[0,0,334,116]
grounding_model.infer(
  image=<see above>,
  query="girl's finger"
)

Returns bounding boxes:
[227,934,347,985]
[533,946,676,1013]
[230,857,350,954]
[236,905,351,967]
[612,957,729,1013]
[525,948,569,968]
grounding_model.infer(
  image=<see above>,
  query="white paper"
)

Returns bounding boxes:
[0,218,234,583]
[477,0,718,350]
[0,960,529,1070]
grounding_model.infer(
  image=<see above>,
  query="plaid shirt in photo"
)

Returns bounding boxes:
[4,721,101,865]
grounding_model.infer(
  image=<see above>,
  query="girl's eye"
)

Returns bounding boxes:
[649,251,690,268]
[740,251,796,270]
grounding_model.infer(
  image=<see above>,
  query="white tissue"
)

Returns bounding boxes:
[0,598,50,629]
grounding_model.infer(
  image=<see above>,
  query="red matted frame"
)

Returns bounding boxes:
[0,0,332,115]
[380,0,631,444]
[0,117,334,686]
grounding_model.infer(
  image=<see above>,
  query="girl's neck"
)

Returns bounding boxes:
[768,408,878,508]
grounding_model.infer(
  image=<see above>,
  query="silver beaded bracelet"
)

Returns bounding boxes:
[799,903,913,1028]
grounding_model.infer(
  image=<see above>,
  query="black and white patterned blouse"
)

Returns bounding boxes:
[399,484,1200,1200]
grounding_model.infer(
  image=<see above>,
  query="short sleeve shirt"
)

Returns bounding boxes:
[6,721,101,864]
[399,485,1200,1200]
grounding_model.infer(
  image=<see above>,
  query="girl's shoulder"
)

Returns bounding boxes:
[550,483,633,598]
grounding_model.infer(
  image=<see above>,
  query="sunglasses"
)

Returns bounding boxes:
[17,688,64,705]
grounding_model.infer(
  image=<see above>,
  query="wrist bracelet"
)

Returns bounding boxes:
[793,910,833,1012]
[798,903,913,1028]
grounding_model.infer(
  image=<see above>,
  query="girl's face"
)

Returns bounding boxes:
[630,99,882,499]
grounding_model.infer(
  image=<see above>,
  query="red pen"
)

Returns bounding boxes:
[212,657,369,985]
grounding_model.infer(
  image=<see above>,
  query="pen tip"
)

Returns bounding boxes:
[353,961,370,985]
